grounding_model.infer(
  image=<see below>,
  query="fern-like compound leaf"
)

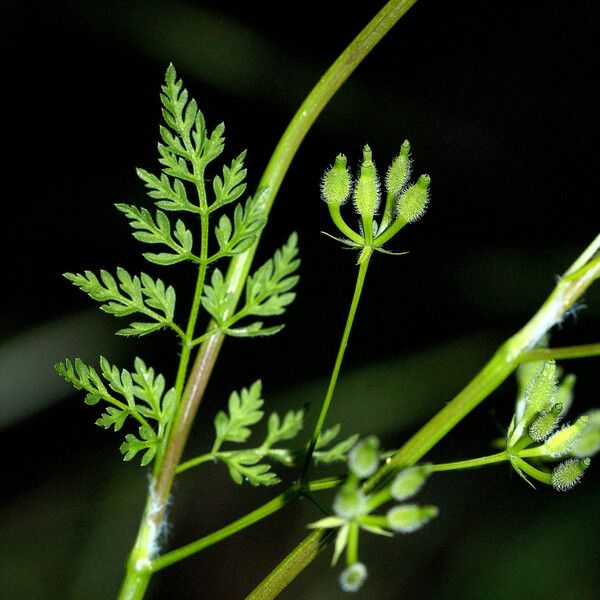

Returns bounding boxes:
[314,425,359,464]
[243,232,300,317]
[63,267,179,337]
[214,380,264,446]
[115,204,197,265]
[55,356,177,466]
[211,150,248,210]
[212,193,267,259]
[201,268,236,324]
[136,168,199,213]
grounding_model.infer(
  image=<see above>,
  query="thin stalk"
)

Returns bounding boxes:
[519,342,600,363]
[175,453,214,474]
[511,456,552,485]
[429,451,509,472]
[173,210,210,399]
[300,257,371,482]
[246,234,600,600]
[346,521,359,565]
[327,203,364,245]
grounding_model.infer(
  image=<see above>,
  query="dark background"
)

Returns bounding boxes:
[1,1,599,599]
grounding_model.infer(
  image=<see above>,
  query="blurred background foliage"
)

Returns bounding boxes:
[1,1,598,598]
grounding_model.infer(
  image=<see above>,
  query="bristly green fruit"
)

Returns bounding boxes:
[571,409,600,457]
[322,154,352,206]
[353,145,380,219]
[339,562,367,592]
[538,415,589,457]
[385,140,411,197]
[386,504,438,533]
[390,464,432,501]
[333,486,368,519]
[523,360,558,420]
[529,403,563,442]
[397,174,430,222]
[552,457,591,491]
[348,435,380,478]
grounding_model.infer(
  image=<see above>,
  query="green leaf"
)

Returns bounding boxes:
[95,406,128,432]
[212,192,267,259]
[115,204,196,265]
[63,267,178,337]
[211,150,248,210]
[136,168,199,213]
[314,426,359,464]
[243,232,300,317]
[120,426,159,466]
[158,64,225,183]
[219,232,300,338]
[201,268,236,323]
[55,356,177,466]
[223,323,284,338]
[221,451,280,486]
[265,410,304,446]
[213,380,264,447]
[316,424,342,449]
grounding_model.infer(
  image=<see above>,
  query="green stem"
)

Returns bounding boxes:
[511,456,553,485]
[328,203,364,245]
[151,485,299,573]
[373,214,408,247]
[148,476,341,573]
[173,210,210,399]
[300,256,371,482]
[175,452,214,474]
[247,233,600,599]
[430,451,509,472]
[519,342,600,363]
[346,521,359,565]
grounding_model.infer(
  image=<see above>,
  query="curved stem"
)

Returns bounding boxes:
[511,456,552,485]
[300,257,371,482]
[328,203,364,244]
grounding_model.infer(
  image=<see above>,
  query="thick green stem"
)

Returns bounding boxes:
[300,257,371,481]
[247,234,600,599]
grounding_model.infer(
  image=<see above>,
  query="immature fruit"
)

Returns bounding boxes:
[552,457,590,491]
[397,174,430,222]
[353,145,380,218]
[321,154,351,205]
[386,140,411,197]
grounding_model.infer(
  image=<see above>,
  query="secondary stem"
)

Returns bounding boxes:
[300,256,371,482]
